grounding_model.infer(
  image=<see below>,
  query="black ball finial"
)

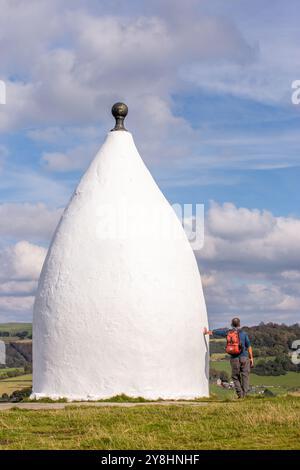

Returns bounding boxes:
[111,102,128,131]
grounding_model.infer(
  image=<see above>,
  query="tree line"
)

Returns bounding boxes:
[211,322,300,376]
[0,330,32,339]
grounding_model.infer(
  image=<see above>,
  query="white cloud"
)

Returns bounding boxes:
[0,280,36,296]
[207,202,276,240]
[41,143,98,172]
[0,241,46,281]
[0,203,62,241]
[1,0,296,180]
[197,202,300,326]
[0,295,34,315]
[0,0,298,197]
[200,202,300,272]
[0,240,46,321]
[0,1,255,137]
[181,26,300,105]
[202,270,300,327]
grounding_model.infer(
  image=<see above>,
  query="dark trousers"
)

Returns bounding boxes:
[230,357,250,398]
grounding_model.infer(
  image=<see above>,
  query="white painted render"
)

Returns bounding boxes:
[32,130,209,400]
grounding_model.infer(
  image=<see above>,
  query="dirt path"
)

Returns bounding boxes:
[0,401,210,411]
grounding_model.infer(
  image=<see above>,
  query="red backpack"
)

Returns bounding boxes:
[225,329,242,355]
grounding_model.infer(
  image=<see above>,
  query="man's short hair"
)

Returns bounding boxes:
[231,317,241,328]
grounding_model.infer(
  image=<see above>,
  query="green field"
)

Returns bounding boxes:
[0,397,299,449]
[0,322,32,342]
[210,360,300,396]
[210,353,228,360]
[0,374,32,395]
[0,323,32,335]
[210,383,234,399]
[0,323,32,342]
[0,368,23,378]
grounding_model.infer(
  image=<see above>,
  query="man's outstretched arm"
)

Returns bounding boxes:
[203,327,228,337]
[203,327,213,336]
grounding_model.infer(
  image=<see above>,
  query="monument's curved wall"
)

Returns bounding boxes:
[32,131,209,400]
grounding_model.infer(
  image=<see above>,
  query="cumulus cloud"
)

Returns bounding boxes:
[197,202,300,326]
[0,0,255,144]
[0,295,35,318]
[0,240,46,321]
[0,241,46,281]
[0,280,37,296]
[207,202,276,240]
[0,203,62,242]
[201,270,300,327]
[1,0,297,180]
[41,143,98,172]
[181,4,300,105]
[201,202,300,273]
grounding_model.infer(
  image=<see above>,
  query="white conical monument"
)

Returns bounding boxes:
[31,103,209,400]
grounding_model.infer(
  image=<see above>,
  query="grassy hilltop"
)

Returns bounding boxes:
[0,322,299,449]
[0,397,299,449]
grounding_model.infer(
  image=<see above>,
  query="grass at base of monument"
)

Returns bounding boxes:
[26,393,220,404]
[0,396,299,450]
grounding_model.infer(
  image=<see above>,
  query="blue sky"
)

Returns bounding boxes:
[0,0,300,326]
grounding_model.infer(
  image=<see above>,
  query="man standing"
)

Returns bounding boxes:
[204,318,254,398]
